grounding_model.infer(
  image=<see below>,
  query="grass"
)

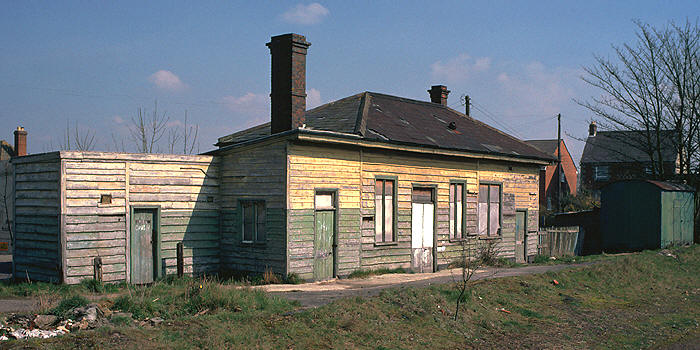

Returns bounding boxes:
[3,245,699,349]
[348,267,409,279]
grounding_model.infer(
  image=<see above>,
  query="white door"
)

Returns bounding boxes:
[411,188,434,273]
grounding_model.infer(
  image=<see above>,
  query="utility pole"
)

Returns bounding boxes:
[557,113,562,213]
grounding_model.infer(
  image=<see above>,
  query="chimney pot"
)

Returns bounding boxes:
[428,85,450,106]
[267,33,311,134]
[14,126,27,157]
[589,121,597,137]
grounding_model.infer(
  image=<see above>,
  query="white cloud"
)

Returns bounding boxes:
[281,3,329,25]
[494,61,579,117]
[220,92,270,127]
[307,88,322,109]
[430,54,491,83]
[112,115,126,125]
[148,70,186,91]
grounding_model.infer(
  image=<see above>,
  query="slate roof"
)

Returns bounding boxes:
[524,139,559,156]
[216,92,553,161]
[580,130,677,164]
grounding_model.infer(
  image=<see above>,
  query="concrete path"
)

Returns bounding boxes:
[262,263,595,308]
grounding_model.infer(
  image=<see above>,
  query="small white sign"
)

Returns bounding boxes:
[437,246,446,252]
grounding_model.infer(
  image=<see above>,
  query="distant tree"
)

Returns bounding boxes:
[126,101,199,154]
[579,19,699,242]
[50,120,96,151]
[578,20,699,179]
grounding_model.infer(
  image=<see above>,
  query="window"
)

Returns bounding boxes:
[594,166,609,181]
[241,201,265,243]
[478,184,501,236]
[375,179,395,243]
[449,182,465,239]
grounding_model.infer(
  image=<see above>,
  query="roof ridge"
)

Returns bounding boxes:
[367,91,450,109]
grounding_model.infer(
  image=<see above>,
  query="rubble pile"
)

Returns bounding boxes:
[0,302,147,341]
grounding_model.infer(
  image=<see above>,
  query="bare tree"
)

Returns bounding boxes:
[577,20,699,180]
[446,239,499,320]
[128,101,170,153]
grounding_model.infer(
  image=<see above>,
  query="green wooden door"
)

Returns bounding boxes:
[515,211,526,263]
[314,210,335,280]
[131,210,155,284]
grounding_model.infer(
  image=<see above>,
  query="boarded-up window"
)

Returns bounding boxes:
[375,179,395,243]
[478,184,501,236]
[449,183,464,239]
[242,201,266,243]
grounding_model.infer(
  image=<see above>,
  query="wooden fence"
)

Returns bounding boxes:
[538,226,579,257]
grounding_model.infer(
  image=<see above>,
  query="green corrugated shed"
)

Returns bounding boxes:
[600,180,694,253]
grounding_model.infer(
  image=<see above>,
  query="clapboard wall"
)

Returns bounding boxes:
[12,153,62,282]
[287,142,362,279]
[284,142,540,277]
[218,140,288,275]
[60,152,219,284]
[12,151,219,284]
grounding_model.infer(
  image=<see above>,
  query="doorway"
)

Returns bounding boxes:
[130,207,160,284]
[515,210,527,263]
[314,191,336,280]
[411,187,435,273]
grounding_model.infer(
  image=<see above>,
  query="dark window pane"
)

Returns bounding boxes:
[243,203,254,242]
[256,202,266,242]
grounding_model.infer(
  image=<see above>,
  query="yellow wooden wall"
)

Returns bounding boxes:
[286,143,540,276]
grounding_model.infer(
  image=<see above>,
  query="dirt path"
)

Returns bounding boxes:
[262,262,596,308]
[0,262,595,313]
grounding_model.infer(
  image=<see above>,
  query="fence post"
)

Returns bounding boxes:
[177,242,184,278]
[93,257,103,282]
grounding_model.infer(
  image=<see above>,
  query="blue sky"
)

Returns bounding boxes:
[1,1,698,163]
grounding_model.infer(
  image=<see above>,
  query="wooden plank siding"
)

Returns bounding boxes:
[218,140,287,276]
[286,143,540,277]
[57,152,219,284]
[12,154,62,282]
[287,143,362,279]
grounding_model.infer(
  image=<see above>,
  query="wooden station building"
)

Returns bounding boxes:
[11,33,553,283]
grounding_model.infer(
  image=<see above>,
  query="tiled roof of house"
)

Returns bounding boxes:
[216,92,553,161]
[580,130,677,164]
[524,139,559,156]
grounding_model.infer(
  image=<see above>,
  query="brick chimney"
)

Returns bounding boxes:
[267,33,311,134]
[14,126,27,157]
[589,121,597,137]
[428,85,450,106]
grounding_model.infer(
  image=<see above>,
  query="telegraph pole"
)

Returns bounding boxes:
[557,113,562,212]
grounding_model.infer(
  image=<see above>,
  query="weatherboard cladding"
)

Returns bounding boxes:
[216,92,553,162]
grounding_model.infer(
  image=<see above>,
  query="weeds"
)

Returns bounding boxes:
[49,295,89,318]
[348,268,408,279]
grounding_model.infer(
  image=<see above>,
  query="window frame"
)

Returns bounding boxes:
[594,165,610,181]
[374,176,398,245]
[477,182,502,237]
[449,180,467,241]
[239,199,266,244]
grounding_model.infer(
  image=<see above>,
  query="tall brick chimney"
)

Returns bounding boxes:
[14,126,27,157]
[428,85,450,106]
[267,33,311,134]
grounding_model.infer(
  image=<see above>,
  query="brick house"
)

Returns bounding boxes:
[580,122,678,196]
[524,139,577,211]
